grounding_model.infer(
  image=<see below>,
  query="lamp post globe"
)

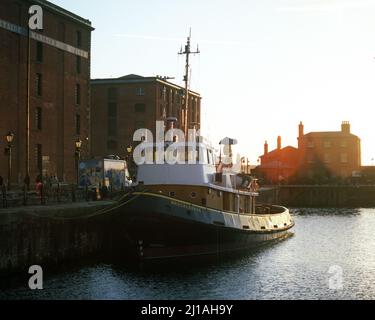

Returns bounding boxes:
[75,139,82,186]
[75,139,82,150]
[6,132,14,144]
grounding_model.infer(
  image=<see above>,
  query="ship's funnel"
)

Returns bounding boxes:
[219,137,238,145]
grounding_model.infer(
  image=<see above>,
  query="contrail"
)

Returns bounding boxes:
[114,33,253,47]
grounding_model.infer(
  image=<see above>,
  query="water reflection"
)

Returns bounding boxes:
[1,209,375,300]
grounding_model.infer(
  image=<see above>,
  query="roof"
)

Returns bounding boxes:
[118,74,144,80]
[26,0,94,30]
[260,145,298,159]
[91,74,201,97]
[304,131,359,139]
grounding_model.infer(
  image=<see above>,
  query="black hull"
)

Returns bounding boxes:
[107,192,294,261]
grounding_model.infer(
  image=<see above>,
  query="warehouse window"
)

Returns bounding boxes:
[76,31,82,48]
[35,107,42,130]
[36,73,42,96]
[108,103,117,117]
[75,83,81,105]
[36,42,43,62]
[136,87,145,96]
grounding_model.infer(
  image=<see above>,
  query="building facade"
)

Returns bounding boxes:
[0,0,93,185]
[255,136,299,184]
[90,74,202,158]
[255,121,361,184]
[298,121,361,180]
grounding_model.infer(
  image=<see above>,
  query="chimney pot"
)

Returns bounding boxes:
[264,141,268,155]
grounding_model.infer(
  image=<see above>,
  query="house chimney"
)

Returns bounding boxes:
[264,141,268,155]
[341,121,350,134]
[277,136,281,150]
[298,121,304,149]
[299,121,304,138]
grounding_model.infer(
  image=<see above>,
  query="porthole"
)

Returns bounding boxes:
[169,191,175,197]
[191,192,197,198]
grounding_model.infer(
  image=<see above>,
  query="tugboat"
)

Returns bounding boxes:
[111,135,294,261]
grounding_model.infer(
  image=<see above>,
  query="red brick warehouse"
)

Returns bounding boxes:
[0,0,94,186]
[90,74,202,159]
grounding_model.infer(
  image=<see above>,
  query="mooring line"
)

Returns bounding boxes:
[19,189,148,221]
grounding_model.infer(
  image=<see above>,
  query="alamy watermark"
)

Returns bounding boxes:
[28,265,43,290]
[328,265,343,291]
[28,5,43,30]
[132,121,242,172]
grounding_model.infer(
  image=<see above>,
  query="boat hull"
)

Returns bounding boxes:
[109,192,294,261]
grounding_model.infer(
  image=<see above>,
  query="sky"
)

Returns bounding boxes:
[52,0,375,165]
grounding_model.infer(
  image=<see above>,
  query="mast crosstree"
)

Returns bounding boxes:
[178,29,200,137]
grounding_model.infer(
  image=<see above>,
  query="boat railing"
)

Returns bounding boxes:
[255,204,287,215]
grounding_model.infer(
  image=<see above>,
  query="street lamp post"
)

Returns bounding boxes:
[75,139,82,186]
[6,132,14,191]
[126,144,135,180]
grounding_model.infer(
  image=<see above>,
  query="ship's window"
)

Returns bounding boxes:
[261,226,266,230]
[201,198,207,206]
[169,191,175,197]
[191,192,197,198]
[274,225,278,228]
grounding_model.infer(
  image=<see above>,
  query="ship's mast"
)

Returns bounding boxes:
[178,29,200,137]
